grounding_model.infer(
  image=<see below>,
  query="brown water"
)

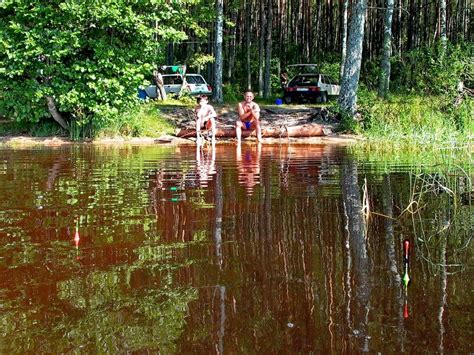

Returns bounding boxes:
[0,143,472,353]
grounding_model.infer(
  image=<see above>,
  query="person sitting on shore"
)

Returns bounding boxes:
[195,95,217,145]
[236,91,262,144]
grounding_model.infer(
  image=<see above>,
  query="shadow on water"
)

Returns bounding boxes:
[0,143,471,353]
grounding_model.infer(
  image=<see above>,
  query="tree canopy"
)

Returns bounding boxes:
[0,0,200,131]
[0,0,472,133]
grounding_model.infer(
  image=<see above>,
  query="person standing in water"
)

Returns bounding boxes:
[195,95,217,145]
[236,91,262,144]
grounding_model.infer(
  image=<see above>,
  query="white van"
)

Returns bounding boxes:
[145,74,212,98]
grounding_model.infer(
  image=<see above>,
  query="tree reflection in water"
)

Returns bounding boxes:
[0,144,471,353]
[341,158,371,352]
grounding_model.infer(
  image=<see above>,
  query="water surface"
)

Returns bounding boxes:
[0,143,472,353]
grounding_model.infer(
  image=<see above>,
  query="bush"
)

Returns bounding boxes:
[223,83,243,103]
[0,1,199,138]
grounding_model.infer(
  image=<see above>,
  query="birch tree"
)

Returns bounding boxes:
[440,0,447,53]
[226,6,237,80]
[338,0,368,115]
[378,0,395,97]
[340,0,349,79]
[213,0,224,103]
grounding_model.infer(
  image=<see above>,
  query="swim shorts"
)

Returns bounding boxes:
[201,119,212,130]
[244,121,252,130]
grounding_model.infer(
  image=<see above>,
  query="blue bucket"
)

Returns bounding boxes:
[137,89,147,100]
[275,98,283,105]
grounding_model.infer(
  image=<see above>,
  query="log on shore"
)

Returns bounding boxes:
[176,123,327,138]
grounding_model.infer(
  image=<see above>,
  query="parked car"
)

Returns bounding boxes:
[282,65,340,103]
[145,74,212,98]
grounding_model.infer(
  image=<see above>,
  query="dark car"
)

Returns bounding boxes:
[283,73,340,104]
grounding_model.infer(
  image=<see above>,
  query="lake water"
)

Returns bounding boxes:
[0,143,472,353]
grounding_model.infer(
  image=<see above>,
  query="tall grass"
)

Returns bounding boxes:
[355,91,473,152]
[95,101,176,138]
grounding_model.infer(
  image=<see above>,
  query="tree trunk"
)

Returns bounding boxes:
[214,0,224,103]
[397,0,402,55]
[338,0,368,115]
[258,0,265,97]
[214,164,223,269]
[341,159,371,352]
[407,0,415,50]
[176,122,327,138]
[340,0,349,79]
[245,0,252,91]
[227,8,238,80]
[314,2,321,61]
[440,0,447,52]
[378,0,395,98]
[263,0,273,99]
[46,96,69,131]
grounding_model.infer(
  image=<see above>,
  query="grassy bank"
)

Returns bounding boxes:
[0,100,179,140]
[95,101,178,139]
[347,91,473,152]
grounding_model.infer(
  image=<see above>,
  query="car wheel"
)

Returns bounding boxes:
[284,95,292,104]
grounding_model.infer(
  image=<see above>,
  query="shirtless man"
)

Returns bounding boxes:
[195,95,217,145]
[236,91,262,144]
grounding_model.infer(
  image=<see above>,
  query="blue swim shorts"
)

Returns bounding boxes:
[244,121,252,130]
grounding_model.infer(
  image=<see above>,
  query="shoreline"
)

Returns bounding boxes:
[0,104,363,147]
[0,134,361,147]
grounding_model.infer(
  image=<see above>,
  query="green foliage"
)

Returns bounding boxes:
[320,62,341,82]
[188,53,215,72]
[361,59,381,91]
[357,91,473,148]
[345,42,473,146]
[270,58,282,94]
[177,91,199,105]
[98,101,176,138]
[223,82,243,103]
[0,0,201,136]
[440,93,474,132]
[391,42,473,96]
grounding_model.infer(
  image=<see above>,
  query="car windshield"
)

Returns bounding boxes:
[186,76,206,85]
[163,75,183,85]
[288,75,319,86]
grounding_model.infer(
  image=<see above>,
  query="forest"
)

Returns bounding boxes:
[0,0,472,140]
